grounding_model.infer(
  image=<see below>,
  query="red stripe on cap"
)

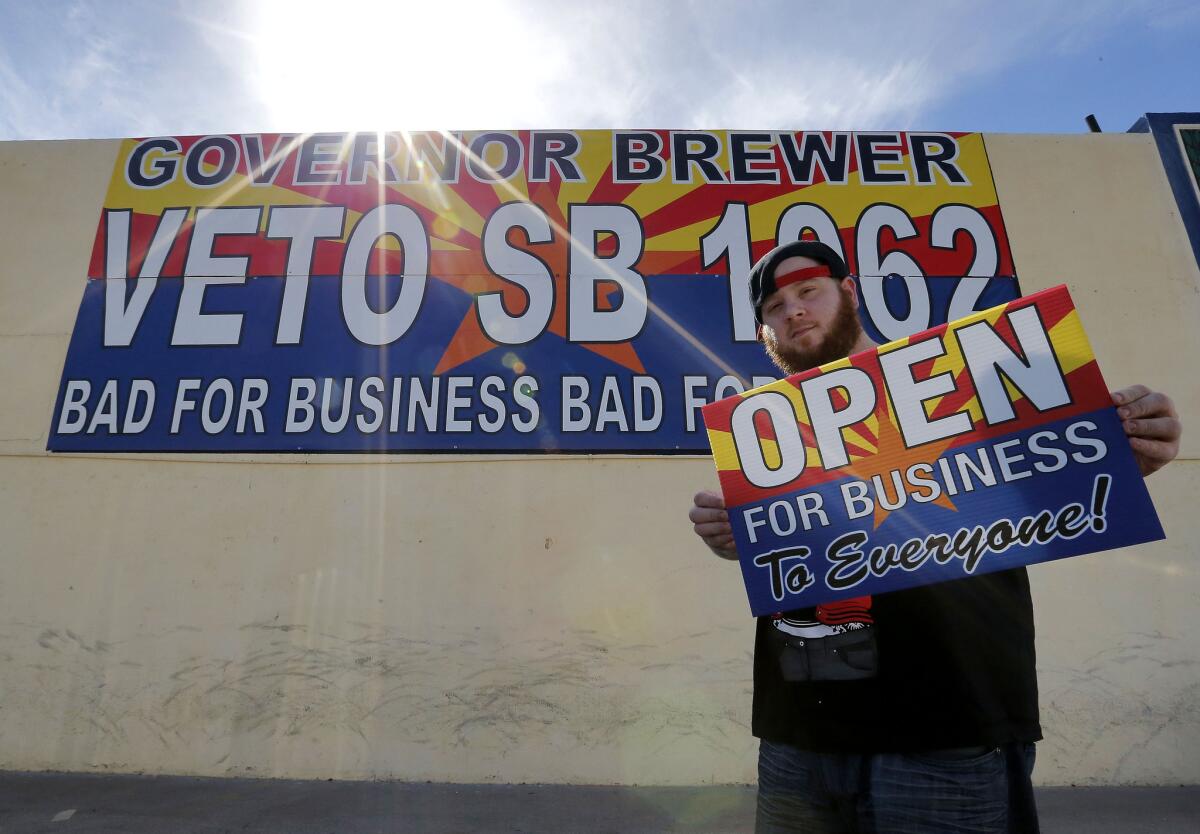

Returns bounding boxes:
[774,264,832,289]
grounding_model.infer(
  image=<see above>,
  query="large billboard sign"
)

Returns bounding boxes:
[701,286,1164,615]
[49,130,1016,453]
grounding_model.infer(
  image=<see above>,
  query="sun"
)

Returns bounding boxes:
[246,0,558,131]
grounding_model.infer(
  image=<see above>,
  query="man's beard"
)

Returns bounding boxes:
[762,290,864,374]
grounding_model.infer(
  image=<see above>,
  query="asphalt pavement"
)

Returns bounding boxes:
[2,772,1199,833]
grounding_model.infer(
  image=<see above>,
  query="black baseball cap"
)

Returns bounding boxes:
[748,240,850,323]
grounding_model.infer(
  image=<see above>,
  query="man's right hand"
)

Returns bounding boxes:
[690,490,738,560]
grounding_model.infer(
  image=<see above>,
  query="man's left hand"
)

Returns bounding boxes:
[1113,385,1182,477]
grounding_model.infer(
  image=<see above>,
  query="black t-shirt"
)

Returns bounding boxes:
[752,568,1042,752]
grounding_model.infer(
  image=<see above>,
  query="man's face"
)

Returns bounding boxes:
[759,256,863,374]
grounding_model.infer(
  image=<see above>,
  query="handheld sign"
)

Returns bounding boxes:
[701,285,1165,616]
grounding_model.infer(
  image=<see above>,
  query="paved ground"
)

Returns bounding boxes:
[1,772,1198,833]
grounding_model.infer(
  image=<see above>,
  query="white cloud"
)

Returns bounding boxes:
[0,0,1192,139]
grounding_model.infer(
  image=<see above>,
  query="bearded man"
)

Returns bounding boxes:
[688,240,1182,833]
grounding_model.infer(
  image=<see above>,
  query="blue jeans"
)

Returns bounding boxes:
[756,739,1038,833]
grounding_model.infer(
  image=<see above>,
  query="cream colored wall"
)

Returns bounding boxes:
[0,134,1195,786]
[985,133,1200,785]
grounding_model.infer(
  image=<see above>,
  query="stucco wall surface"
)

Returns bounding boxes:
[0,134,1195,785]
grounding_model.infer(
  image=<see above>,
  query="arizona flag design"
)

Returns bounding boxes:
[50,130,1018,454]
[702,285,1164,616]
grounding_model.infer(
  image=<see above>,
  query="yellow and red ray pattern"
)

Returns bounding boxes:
[428,138,646,374]
[89,130,1012,380]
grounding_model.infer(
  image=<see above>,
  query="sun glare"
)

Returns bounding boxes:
[248,0,557,131]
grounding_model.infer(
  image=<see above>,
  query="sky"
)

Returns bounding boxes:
[0,0,1197,141]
